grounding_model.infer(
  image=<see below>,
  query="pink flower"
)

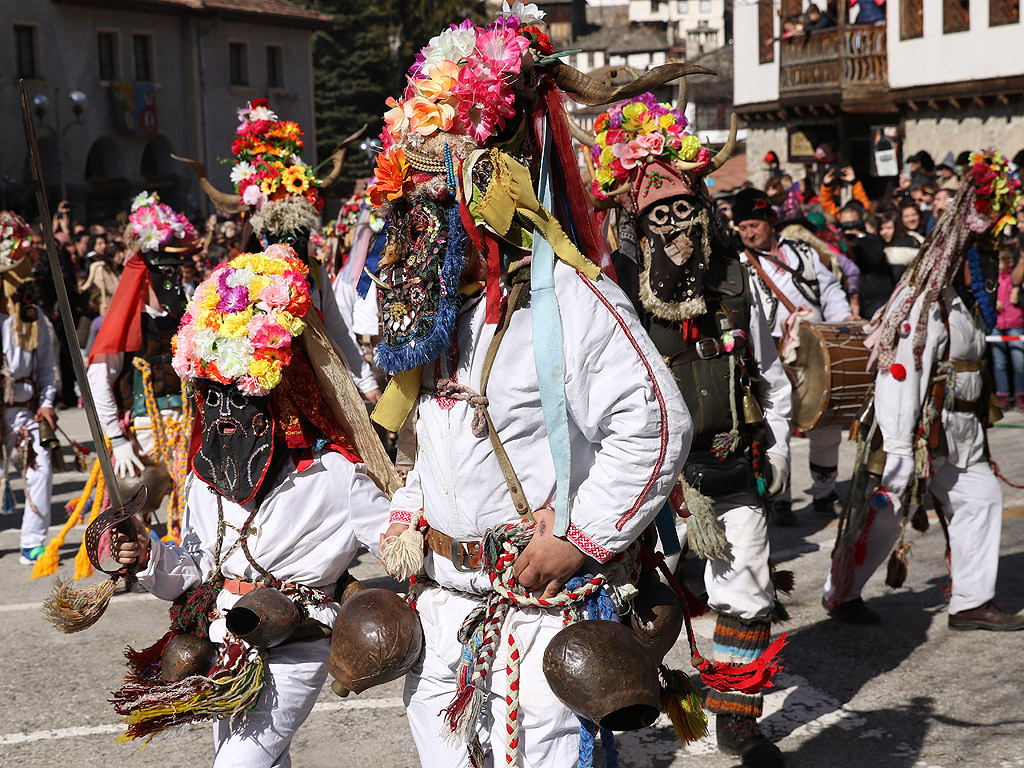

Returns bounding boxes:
[258,281,291,310]
[242,184,268,208]
[473,28,530,74]
[611,140,648,170]
[251,317,291,349]
[635,132,665,156]
[451,67,516,143]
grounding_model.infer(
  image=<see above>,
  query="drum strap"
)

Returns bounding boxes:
[744,248,799,315]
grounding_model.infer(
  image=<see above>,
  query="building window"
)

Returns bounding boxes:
[229,42,249,86]
[133,33,153,81]
[13,24,38,79]
[901,0,924,39]
[266,44,284,88]
[943,0,970,33]
[651,0,662,11]
[677,0,688,11]
[758,0,774,64]
[699,0,711,12]
[990,0,1020,25]
[97,31,118,81]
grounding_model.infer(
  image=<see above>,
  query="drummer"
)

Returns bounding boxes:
[735,188,856,525]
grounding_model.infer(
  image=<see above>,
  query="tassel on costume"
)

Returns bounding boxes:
[885,542,912,589]
[696,634,787,695]
[680,479,727,560]
[769,561,794,595]
[42,576,117,633]
[659,665,708,744]
[911,505,930,532]
[825,541,855,611]
[381,511,426,580]
[32,461,101,579]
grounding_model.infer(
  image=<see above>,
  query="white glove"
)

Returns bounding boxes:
[765,452,789,500]
[881,452,914,495]
[111,437,144,478]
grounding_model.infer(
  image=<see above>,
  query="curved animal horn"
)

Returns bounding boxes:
[676,77,688,112]
[320,124,369,191]
[566,114,596,147]
[171,154,248,214]
[549,62,716,107]
[707,113,739,173]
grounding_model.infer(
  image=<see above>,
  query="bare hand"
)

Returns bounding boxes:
[823,168,837,185]
[512,508,587,598]
[34,407,57,430]
[111,515,150,567]
[841,166,856,183]
[379,522,408,562]
[363,387,383,406]
[997,300,1006,313]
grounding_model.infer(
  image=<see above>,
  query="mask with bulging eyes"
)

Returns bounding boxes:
[194,381,277,505]
[637,193,711,321]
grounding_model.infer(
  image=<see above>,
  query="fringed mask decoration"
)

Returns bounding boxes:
[373,184,468,374]
[194,381,278,505]
[635,162,712,322]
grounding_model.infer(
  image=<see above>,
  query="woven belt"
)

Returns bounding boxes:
[223,578,313,596]
[951,360,986,372]
[951,397,978,412]
[425,527,483,573]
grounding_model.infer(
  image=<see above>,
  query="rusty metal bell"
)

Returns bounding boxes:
[629,581,685,663]
[543,620,661,731]
[328,588,422,694]
[115,458,173,519]
[160,633,219,682]
[225,587,300,649]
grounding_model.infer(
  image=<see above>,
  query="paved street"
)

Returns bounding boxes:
[2,406,1024,768]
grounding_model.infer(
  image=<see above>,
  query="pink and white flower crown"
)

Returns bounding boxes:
[172,244,312,396]
[0,211,31,267]
[127,192,199,253]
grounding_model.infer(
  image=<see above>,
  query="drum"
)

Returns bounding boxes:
[785,321,872,431]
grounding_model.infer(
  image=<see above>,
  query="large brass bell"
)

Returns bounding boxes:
[160,633,219,682]
[224,587,300,649]
[629,580,685,663]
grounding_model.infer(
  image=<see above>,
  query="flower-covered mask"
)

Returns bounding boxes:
[637,190,712,322]
[374,190,467,374]
[194,380,278,505]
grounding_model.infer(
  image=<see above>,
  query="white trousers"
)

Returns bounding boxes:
[5,406,54,549]
[781,424,843,502]
[212,637,329,768]
[404,586,580,768]
[823,458,1003,614]
[666,492,775,622]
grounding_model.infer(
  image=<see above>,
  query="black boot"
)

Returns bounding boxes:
[717,714,784,767]
[812,490,840,517]
[772,500,797,527]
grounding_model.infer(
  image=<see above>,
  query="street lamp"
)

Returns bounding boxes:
[69,90,87,120]
[32,93,48,120]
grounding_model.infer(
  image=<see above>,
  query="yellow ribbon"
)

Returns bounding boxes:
[371,366,424,432]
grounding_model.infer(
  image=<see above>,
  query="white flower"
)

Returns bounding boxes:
[230,162,255,184]
[214,337,254,379]
[226,268,255,288]
[498,1,545,24]
[423,25,476,68]
[289,154,306,168]
[137,227,164,253]
[249,105,278,122]
[131,191,156,212]
[194,328,217,360]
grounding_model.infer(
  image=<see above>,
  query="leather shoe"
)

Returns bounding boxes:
[812,491,840,517]
[949,600,1024,631]
[717,714,784,767]
[825,597,881,625]
[772,500,797,527]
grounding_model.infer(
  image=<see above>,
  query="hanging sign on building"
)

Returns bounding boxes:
[787,126,816,162]
[110,83,159,137]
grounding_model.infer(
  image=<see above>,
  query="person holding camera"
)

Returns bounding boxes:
[837,203,896,321]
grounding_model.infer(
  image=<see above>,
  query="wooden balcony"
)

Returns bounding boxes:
[779,24,889,108]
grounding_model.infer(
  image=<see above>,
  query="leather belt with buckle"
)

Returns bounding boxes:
[425,527,483,572]
[668,337,723,367]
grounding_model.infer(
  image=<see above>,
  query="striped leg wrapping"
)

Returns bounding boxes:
[704,615,772,718]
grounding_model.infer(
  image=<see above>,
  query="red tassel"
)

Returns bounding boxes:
[680,320,700,342]
[442,681,476,734]
[680,580,709,618]
[695,634,787,694]
[124,629,177,682]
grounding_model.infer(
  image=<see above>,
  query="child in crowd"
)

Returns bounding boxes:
[993,249,1024,409]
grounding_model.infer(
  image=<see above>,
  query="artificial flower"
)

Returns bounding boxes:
[497,1,546,25]
[368,147,414,207]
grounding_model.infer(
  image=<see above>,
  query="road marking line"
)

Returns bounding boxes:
[0,592,156,613]
[0,697,406,745]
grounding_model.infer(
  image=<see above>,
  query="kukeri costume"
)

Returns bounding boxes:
[369,10,782,767]
[735,188,853,521]
[108,246,396,765]
[178,100,379,399]
[589,96,791,767]
[86,192,199,538]
[825,151,1024,631]
[0,212,57,564]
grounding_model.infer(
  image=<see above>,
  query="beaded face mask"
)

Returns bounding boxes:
[636,193,711,322]
[194,381,277,505]
[374,190,468,374]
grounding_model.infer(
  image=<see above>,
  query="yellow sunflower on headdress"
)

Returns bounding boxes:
[282,165,310,195]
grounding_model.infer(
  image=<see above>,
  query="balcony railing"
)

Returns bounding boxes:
[779,24,888,96]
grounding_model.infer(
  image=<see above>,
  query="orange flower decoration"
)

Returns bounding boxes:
[368,147,414,207]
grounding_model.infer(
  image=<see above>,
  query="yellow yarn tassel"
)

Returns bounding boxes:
[660,666,709,744]
[42,576,117,633]
[74,469,107,581]
[381,511,425,580]
[31,460,101,580]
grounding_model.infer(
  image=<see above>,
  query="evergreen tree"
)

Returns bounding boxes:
[303,0,484,193]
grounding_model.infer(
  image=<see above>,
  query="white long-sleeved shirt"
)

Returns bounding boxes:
[1,310,56,409]
[137,452,391,642]
[315,279,378,394]
[875,286,986,469]
[388,262,692,594]
[744,291,793,459]
[741,238,851,337]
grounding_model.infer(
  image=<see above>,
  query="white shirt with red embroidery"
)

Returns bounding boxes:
[389,262,691,594]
